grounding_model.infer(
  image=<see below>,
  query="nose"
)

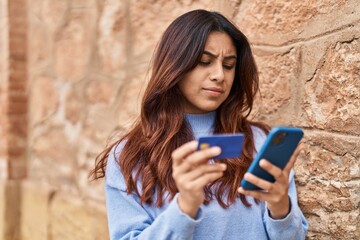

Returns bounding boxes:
[209,62,225,82]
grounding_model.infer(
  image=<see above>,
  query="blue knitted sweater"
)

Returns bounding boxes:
[105,112,308,239]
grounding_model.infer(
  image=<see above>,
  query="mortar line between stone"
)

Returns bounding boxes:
[302,127,360,139]
[251,20,360,50]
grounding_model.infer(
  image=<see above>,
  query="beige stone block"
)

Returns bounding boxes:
[87,200,109,240]
[28,0,43,20]
[299,24,359,83]
[303,39,360,134]
[28,0,69,71]
[115,74,146,125]
[83,104,119,143]
[30,75,59,125]
[41,0,69,32]
[49,193,109,240]
[80,73,124,143]
[129,0,219,61]
[65,85,86,124]
[0,181,5,240]
[232,0,359,46]
[296,131,360,182]
[298,180,358,213]
[97,0,127,75]
[251,47,301,124]
[49,194,90,239]
[55,9,96,82]
[301,203,359,239]
[70,0,97,9]
[28,14,51,71]
[0,180,21,240]
[295,130,360,238]
[30,127,78,187]
[78,170,106,203]
[0,159,7,180]
[85,78,113,105]
[20,181,55,240]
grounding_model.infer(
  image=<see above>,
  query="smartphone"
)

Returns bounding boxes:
[197,133,244,159]
[240,127,303,190]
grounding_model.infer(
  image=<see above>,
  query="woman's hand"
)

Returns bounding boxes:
[172,140,227,218]
[238,146,303,219]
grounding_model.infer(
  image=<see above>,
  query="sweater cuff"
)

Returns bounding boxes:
[264,195,294,229]
[165,194,203,236]
[265,196,294,222]
[267,196,292,220]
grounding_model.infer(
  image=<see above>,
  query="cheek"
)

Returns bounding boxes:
[226,75,235,91]
[178,81,197,105]
[179,82,193,97]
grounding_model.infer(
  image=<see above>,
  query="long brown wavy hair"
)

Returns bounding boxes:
[90,9,269,208]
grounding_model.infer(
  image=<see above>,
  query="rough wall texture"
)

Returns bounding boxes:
[0,1,8,237]
[0,0,359,239]
[0,0,8,178]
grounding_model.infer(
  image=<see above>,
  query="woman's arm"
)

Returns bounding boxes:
[238,153,308,240]
[171,141,226,218]
[238,126,308,239]
[105,141,224,240]
[106,184,202,240]
[262,170,308,240]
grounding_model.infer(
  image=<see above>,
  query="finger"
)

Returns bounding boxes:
[173,146,221,175]
[182,163,226,182]
[187,171,224,190]
[259,159,286,183]
[242,172,276,192]
[171,141,198,166]
[283,144,303,175]
[184,146,221,167]
[238,187,270,202]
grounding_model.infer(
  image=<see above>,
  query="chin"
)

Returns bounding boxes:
[201,105,220,113]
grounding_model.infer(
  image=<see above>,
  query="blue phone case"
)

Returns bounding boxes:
[241,127,303,190]
[197,133,244,159]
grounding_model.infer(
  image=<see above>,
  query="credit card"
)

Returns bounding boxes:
[197,133,244,159]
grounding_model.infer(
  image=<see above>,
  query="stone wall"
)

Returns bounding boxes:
[1,0,28,239]
[0,0,359,239]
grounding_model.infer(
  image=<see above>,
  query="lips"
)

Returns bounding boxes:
[203,87,224,93]
[202,87,225,97]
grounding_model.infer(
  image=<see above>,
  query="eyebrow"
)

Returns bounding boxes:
[203,50,237,60]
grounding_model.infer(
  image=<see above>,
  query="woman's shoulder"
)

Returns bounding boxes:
[105,140,127,190]
[250,125,268,153]
[250,125,267,137]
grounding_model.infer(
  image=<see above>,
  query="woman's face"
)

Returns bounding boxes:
[178,31,237,114]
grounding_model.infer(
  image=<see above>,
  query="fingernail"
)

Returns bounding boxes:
[261,159,270,167]
[211,146,221,155]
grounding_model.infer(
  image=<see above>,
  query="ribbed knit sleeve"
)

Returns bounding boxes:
[105,143,204,240]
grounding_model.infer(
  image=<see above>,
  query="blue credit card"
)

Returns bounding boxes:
[197,133,244,159]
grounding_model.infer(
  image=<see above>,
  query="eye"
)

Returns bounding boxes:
[223,64,234,70]
[199,61,211,66]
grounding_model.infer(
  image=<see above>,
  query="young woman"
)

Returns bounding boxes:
[91,9,308,239]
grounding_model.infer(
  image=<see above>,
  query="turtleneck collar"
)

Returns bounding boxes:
[184,111,216,139]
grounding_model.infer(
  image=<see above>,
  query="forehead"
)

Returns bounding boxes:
[204,32,237,56]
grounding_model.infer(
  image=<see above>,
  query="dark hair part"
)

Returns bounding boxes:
[90,9,269,208]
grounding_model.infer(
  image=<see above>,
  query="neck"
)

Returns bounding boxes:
[185,111,216,139]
